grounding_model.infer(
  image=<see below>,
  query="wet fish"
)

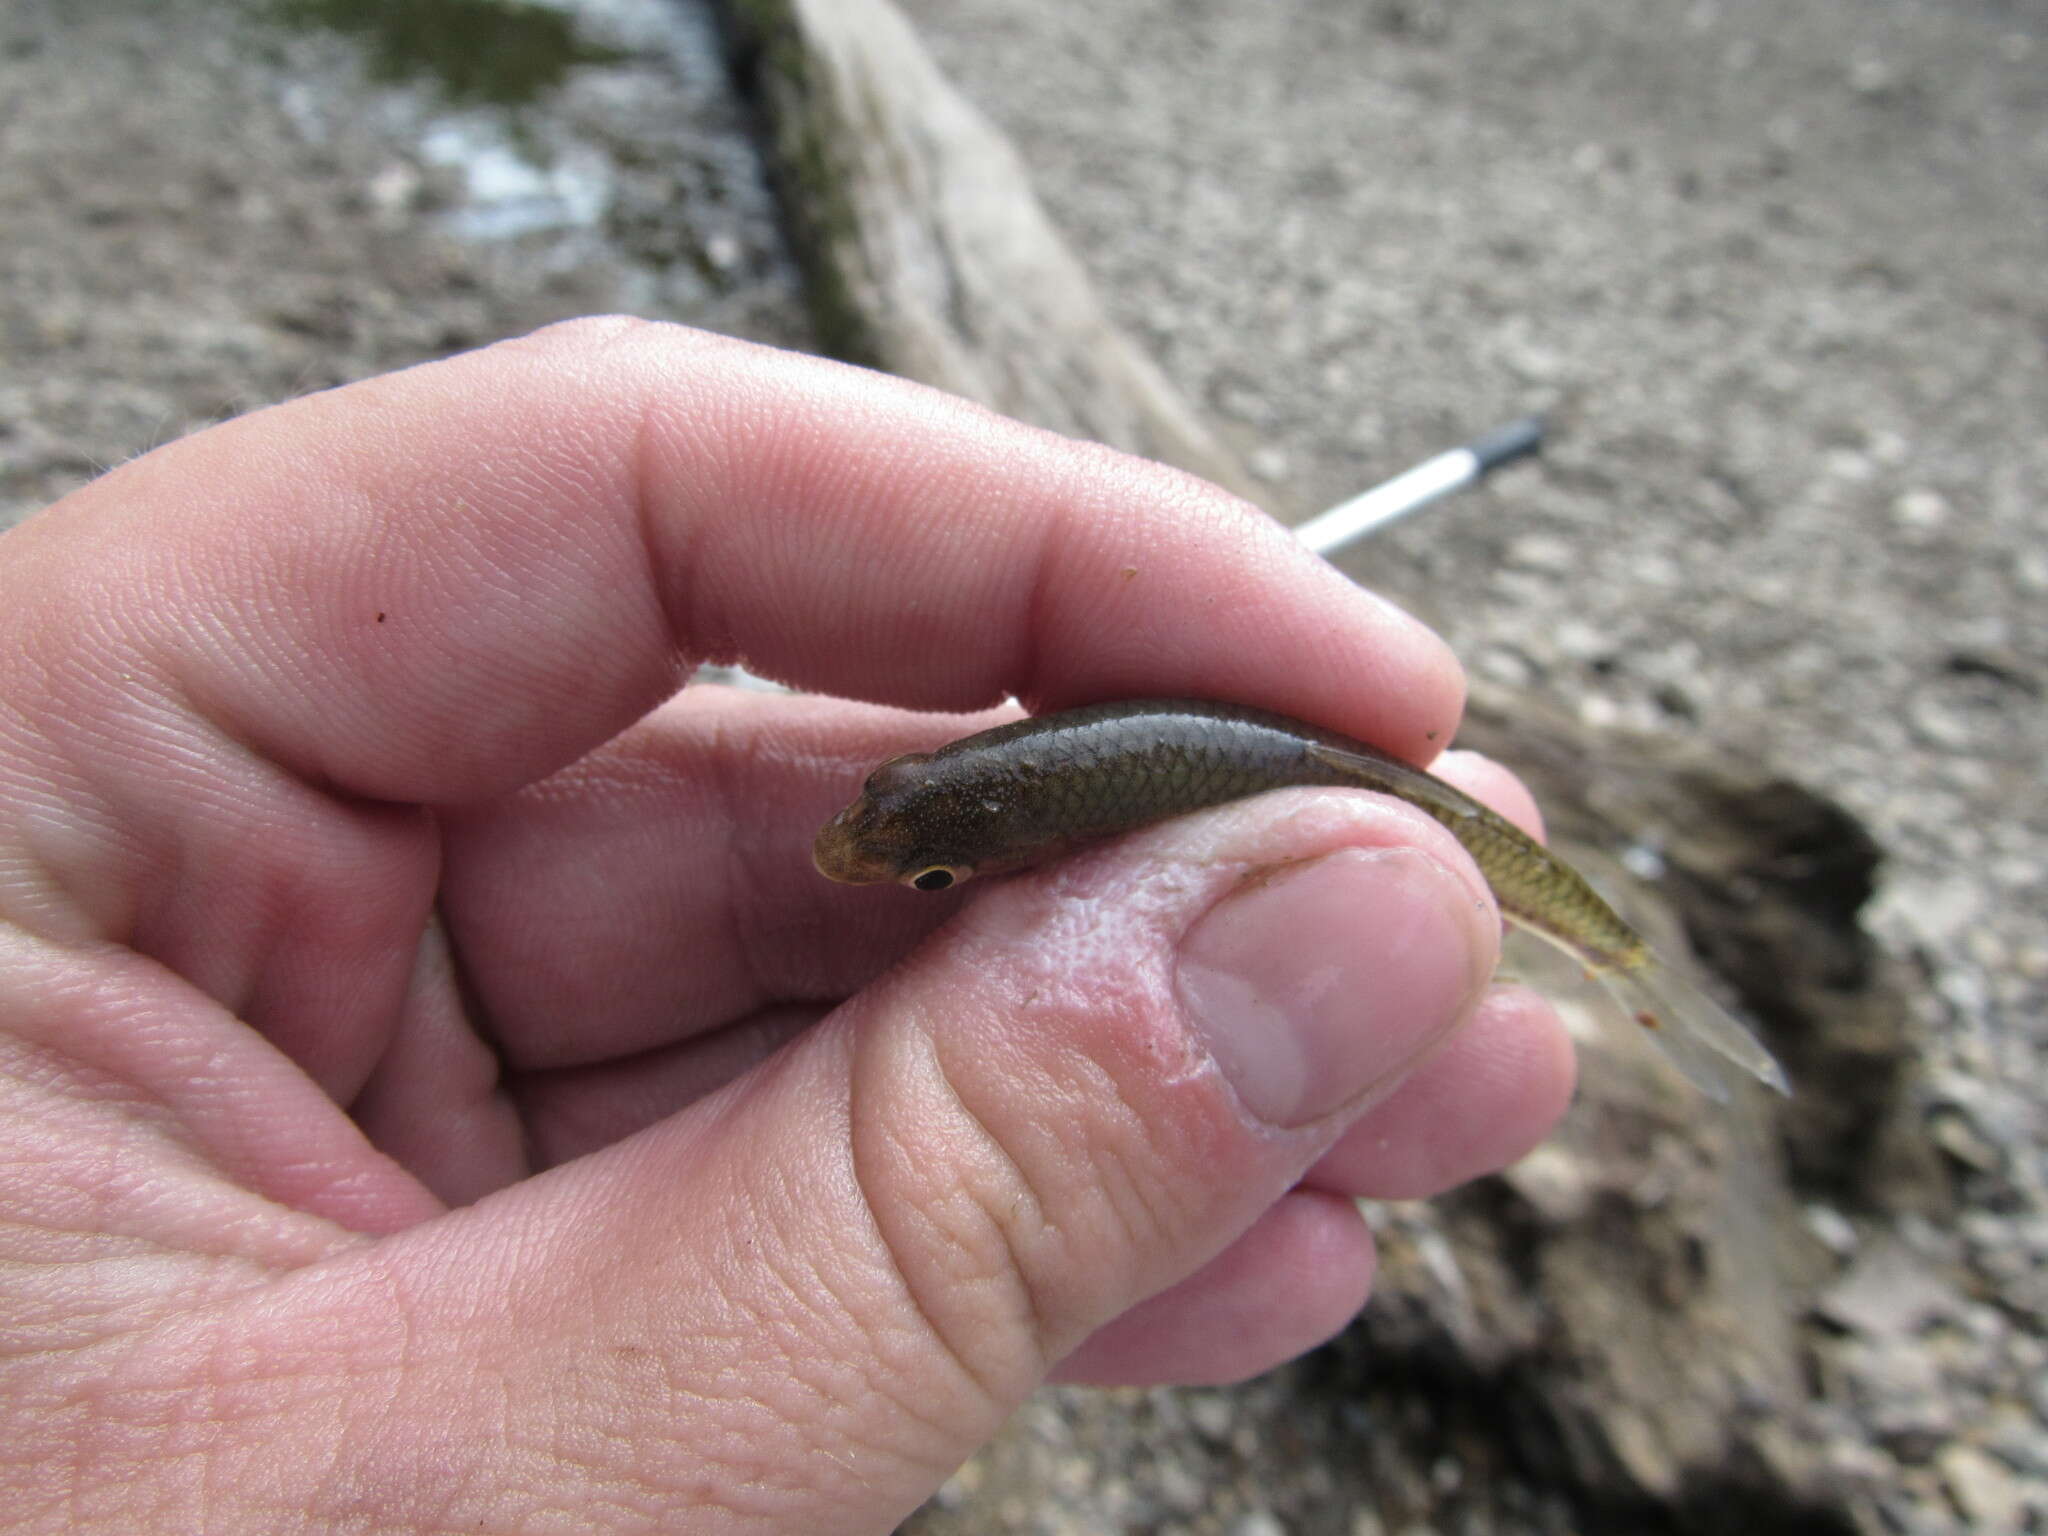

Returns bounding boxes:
[814,700,1788,1099]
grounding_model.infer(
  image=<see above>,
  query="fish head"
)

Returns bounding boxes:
[811,751,1014,891]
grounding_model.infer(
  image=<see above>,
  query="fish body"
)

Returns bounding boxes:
[814,700,1788,1098]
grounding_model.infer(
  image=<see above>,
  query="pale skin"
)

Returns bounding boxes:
[0,320,1576,1534]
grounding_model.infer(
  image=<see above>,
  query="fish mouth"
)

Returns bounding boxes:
[811,798,898,885]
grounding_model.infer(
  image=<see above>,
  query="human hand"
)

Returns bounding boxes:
[0,321,1575,1533]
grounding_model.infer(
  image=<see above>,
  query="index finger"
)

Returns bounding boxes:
[3,319,1463,804]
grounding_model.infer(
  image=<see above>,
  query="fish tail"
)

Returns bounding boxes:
[1594,954,1792,1101]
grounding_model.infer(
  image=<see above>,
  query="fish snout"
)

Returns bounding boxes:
[811,796,898,884]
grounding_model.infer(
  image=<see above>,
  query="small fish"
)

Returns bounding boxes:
[815,700,1789,1099]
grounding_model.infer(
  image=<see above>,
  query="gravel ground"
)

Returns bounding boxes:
[4,0,2044,1531]
[0,0,806,527]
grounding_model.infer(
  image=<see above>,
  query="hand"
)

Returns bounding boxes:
[0,320,1574,1533]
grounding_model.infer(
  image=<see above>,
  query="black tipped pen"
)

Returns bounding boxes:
[1291,415,1546,557]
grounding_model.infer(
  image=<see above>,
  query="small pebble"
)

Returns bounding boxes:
[1187,1393,1235,1443]
[1248,444,1291,482]
[1804,1204,1861,1258]
[1939,1443,2025,1532]
[1893,487,1951,529]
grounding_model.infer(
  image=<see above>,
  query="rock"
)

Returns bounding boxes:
[1830,1336,1957,1460]
[1938,1443,2025,1532]
[930,1457,983,1508]
[1247,445,1292,484]
[1892,488,1951,529]
[1500,1143,1595,1223]
[1186,1393,1235,1444]
[1817,1239,1962,1338]
[1804,1203,1861,1258]
[1980,1401,2048,1479]
[1504,533,1576,573]
[1927,1104,2005,1174]
[1474,642,1541,689]
[1153,1456,1206,1515]
[1908,692,1981,752]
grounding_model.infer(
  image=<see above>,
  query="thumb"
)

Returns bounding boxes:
[253,791,1495,1533]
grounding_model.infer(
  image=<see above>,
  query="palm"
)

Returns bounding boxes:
[387,692,981,1199]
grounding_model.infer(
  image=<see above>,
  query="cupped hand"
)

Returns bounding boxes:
[0,321,1574,1533]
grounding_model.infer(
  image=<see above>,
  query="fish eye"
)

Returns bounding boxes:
[909,865,964,892]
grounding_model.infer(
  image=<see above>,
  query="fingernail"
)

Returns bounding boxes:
[1175,847,1494,1128]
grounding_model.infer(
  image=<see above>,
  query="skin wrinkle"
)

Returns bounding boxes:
[485,1103,835,1524]
[436,816,580,1080]
[706,706,780,1032]
[736,1195,963,1513]
[134,512,357,801]
[9,632,438,1086]
[917,904,1218,1356]
[0,824,96,947]
[181,399,620,806]
[631,361,711,675]
[416,871,532,1177]
[731,734,900,1007]
[1001,457,1073,715]
[444,738,714,1078]
[847,1013,1044,1413]
[1073,1038,1202,1279]
[504,1002,838,1168]
[591,1275,872,1525]
[959,789,1499,1147]
[1025,989,1215,1313]
[228,818,426,1092]
[1,976,225,1216]
[648,360,775,678]
[364,909,524,1202]
[0,932,415,1239]
[910,1038,1059,1382]
[285,1269,479,1531]
[270,1310,577,1536]
[451,696,1006,1087]
[7,711,156,948]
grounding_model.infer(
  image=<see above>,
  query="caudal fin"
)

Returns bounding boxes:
[1596,955,1792,1102]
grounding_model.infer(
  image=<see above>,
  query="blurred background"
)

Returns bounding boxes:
[2,1,2042,1532]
